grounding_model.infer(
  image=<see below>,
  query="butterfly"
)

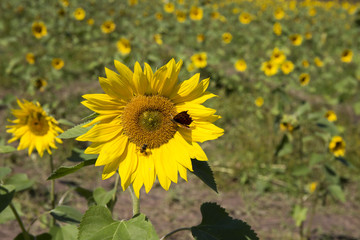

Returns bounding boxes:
[172,111,193,129]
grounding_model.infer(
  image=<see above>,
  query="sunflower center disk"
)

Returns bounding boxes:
[122,95,178,149]
[28,111,49,135]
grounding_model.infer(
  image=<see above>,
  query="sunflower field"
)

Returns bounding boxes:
[1,0,360,239]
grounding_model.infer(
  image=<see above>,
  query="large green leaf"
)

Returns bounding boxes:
[4,174,34,192]
[50,205,83,224]
[78,206,158,240]
[292,204,308,227]
[50,225,78,240]
[0,185,15,213]
[47,159,96,180]
[57,121,93,139]
[0,145,16,153]
[0,167,11,181]
[328,184,346,203]
[93,187,115,206]
[191,159,218,193]
[67,148,98,162]
[0,201,23,224]
[191,202,259,240]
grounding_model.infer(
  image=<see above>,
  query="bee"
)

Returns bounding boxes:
[140,144,148,154]
[172,111,193,129]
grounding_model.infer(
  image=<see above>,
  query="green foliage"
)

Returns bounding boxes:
[78,206,158,240]
[47,159,96,180]
[191,202,259,240]
[50,225,78,240]
[292,205,308,227]
[57,121,93,139]
[0,145,16,153]
[191,159,218,193]
[328,185,346,203]
[0,185,15,213]
[93,187,115,206]
[4,173,34,192]
[50,205,83,224]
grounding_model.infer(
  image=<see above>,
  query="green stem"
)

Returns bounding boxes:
[112,174,119,202]
[10,203,31,240]
[128,185,140,216]
[160,227,191,240]
[49,155,56,227]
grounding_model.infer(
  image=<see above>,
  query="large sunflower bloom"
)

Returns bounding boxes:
[76,59,223,197]
[6,99,63,157]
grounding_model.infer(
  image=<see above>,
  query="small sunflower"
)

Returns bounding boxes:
[73,7,86,21]
[261,61,278,76]
[289,34,303,46]
[76,59,223,197]
[302,60,310,68]
[128,0,138,6]
[299,73,310,86]
[87,18,95,25]
[60,0,69,7]
[308,7,317,16]
[34,78,48,92]
[341,49,353,63]
[153,34,163,45]
[197,34,205,43]
[52,58,65,70]
[254,97,264,107]
[314,57,324,67]
[211,11,220,20]
[155,12,163,21]
[329,136,345,157]
[234,59,247,72]
[32,21,47,39]
[191,52,207,68]
[273,22,282,36]
[164,3,175,13]
[117,38,131,56]
[271,48,286,65]
[274,7,285,20]
[26,53,35,64]
[325,110,337,122]
[222,32,232,44]
[307,182,318,193]
[239,12,252,24]
[281,61,294,74]
[189,6,203,21]
[101,20,116,34]
[176,10,186,23]
[305,32,312,40]
[6,99,63,157]
[279,122,294,132]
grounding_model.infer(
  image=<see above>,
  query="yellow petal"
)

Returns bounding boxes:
[191,122,224,142]
[118,142,138,190]
[76,122,122,142]
[95,134,128,166]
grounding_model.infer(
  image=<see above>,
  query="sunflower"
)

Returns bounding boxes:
[329,136,345,157]
[261,61,278,76]
[325,110,337,122]
[101,20,116,34]
[308,182,318,193]
[73,7,86,21]
[26,53,35,64]
[189,6,203,21]
[155,12,163,21]
[197,33,205,43]
[176,10,186,23]
[117,38,131,55]
[305,32,312,40]
[191,52,207,68]
[271,48,286,65]
[289,34,303,46]
[273,22,282,36]
[281,61,294,75]
[239,12,252,24]
[6,99,63,157]
[87,18,95,25]
[274,7,285,20]
[314,57,324,67]
[234,59,247,72]
[153,34,163,45]
[211,11,220,20]
[76,59,223,197]
[302,60,310,68]
[222,32,232,44]
[128,0,138,6]
[60,0,69,7]
[308,7,317,16]
[51,58,65,70]
[32,21,47,39]
[164,3,175,13]
[254,97,264,107]
[279,122,294,132]
[299,73,310,86]
[341,49,353,63]
[34,78,47,92]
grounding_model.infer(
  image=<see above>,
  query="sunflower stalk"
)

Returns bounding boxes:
[49,154,56,227]
[10,202,31,240]
[129,185,140,216]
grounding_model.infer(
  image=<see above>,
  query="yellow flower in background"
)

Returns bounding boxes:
[273,22,282,36]
[325,110,337,122]
[222,32,232,44]
[176,10,186,23]
[117,38,131,55]
[219,15,227,22]
[271,48,286,65]
[308,7,317,16]
[73,7,86,21]
[274,7,285,20]
[232,7,240,14]
[289,34,303,46]
[128,0,138,6]
[255,97,264,107]
[186,62,195,72]
[197,33,205,43]
[299,73,310,86]
[305,32,312,40]
[60,0,69,7]
[101,20,116,34]
[302,60,310,68]
[314,57,324,67]
[189,6,203,21]
[26,53,35,64]
[155,12,163,21]
[177,0,184,4]
[281,61,294,74]
[191,52,207,68]
[261,61,278,76]
[32,21,47,39]
[329,136,346,157]
[211,11,220,20]
[6,99,63,157]
[239,12,252,24]
[34,78,48,92]
[153,34,163,45]
[280,122,294,132]
[164,3,175,13]
[234,59,247,72]
[58,8,66,17]
[308,182,318,193]
[76,59,223,197]
[87,18,94,25]
[341,49,353,63]
[51,58,64,70]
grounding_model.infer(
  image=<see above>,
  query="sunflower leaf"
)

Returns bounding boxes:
[0,185,15,213]
[191,159,218,193]
[50,205,83,224]
[47,159,96,180]
[191,202,259,240]
[57,121,94,139]
[0,145,16,154]
[50,225,78,240]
